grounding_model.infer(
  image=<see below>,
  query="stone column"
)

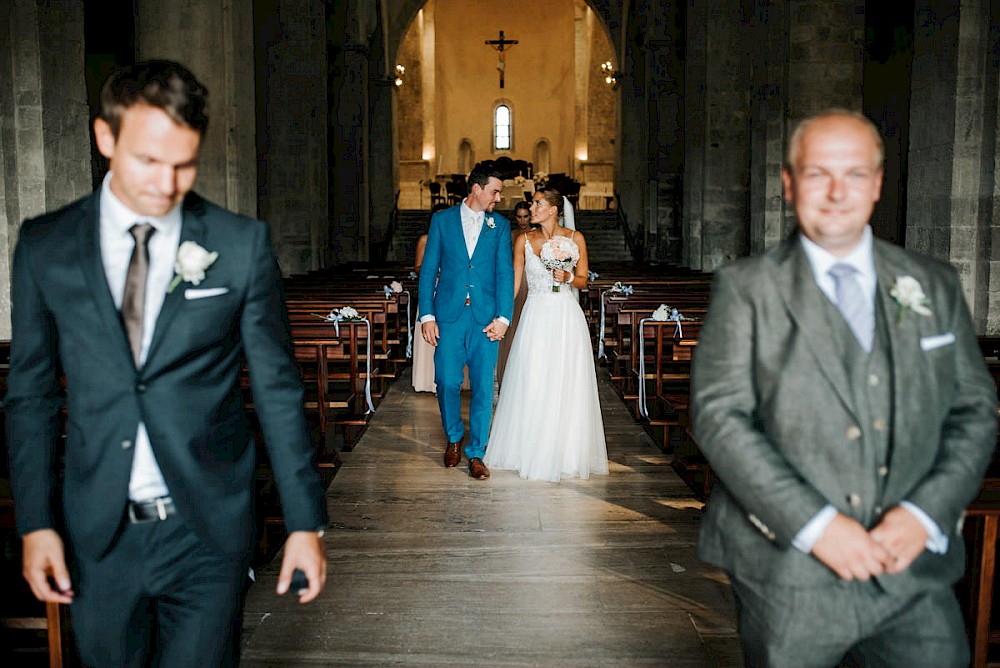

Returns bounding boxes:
[0,0,90,337]
[254,0,328,275]
[329,42,371,265]
[747,0,790,255]
[136,0,257,217]
[908,0,997,333]
[644,0,683,262]
[682,0,751,271]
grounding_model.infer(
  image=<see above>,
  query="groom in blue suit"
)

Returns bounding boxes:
[419,162,514,479]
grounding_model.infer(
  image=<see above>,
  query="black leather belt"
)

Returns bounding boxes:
[127,496,177,523]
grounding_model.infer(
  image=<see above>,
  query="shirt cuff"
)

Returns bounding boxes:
[419,314,436,323]
[496,317,510,326]
[899,501,948,554]
[792,504,838,553]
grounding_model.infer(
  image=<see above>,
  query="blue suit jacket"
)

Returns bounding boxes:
[5,191,327,558]
[417,204,514,325]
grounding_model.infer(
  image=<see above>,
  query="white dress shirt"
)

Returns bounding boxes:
[460,201,483,258]
[793,226,946,554]
[99,172,182,502]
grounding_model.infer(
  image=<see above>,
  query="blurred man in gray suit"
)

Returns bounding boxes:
[691,109,997,667]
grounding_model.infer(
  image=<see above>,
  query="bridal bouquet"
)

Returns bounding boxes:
[540,236,579,293]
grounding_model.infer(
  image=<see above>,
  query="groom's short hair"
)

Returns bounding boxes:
[99,60,209,139]
[467,161,504,192]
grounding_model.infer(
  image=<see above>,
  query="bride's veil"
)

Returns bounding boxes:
[560,196,580,299]
[561,196,576,230]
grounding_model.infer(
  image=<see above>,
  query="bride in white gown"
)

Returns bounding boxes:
[484,188,609,481]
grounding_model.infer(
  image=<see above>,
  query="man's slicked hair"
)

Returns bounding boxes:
[467,161,504,192]
[99,60,209,138]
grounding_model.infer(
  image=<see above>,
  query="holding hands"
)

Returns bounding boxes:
[812,506,930,580]
[483,318,509,342]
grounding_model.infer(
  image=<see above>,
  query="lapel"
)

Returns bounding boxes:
[143,196,209,367]
[445,205,467,260]
[771,236,857,418]
[77,193,135,365]
[872,239,925,474]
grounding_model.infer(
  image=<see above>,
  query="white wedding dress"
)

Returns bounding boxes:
[484,234,609,481]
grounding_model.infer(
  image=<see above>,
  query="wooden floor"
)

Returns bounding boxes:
[240,368,742,667]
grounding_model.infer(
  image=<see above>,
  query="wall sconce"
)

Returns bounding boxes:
[600,60,620,88]
[393,64,405,87]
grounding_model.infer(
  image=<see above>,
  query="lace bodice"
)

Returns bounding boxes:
[524,234,578,297]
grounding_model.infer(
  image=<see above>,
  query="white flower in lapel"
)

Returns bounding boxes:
[485,216,496,230]
[889,276,932,319]
[167,241,219,293]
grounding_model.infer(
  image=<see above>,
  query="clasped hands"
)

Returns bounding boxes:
[811,506,929,581]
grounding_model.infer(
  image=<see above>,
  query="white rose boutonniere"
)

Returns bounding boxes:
[485,216,496,230]
[167,241,219,293]
[889,276,932,320]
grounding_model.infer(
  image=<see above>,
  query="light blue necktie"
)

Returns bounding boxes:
[829,263,873,352]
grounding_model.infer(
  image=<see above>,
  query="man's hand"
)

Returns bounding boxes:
[276,531,326,603]
[22,529,74,604]
[421,320,440,347]
[869,506,929,575]
[483,319,509,342]
[811,513,892,581]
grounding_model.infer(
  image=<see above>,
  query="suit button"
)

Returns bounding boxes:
[873,418,886,432]
[846,426,862,440]
[847,493,862,507]
[878,465,889,477]
[121,439,133,449]
[469,264,473,268]
[874,506,883,516]
[868,374,880,386]
[136,384,147,393]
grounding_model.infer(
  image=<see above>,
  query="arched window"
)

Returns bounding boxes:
[458,140,473,174]
[533,139,550,174]
[494,103,511,151]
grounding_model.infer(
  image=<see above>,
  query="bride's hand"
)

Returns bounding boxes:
[554,269,573,284]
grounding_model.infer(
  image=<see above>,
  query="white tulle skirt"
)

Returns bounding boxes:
[484,289,609,482]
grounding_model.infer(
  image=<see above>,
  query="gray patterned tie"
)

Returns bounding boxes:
[122,223,155,365]
[829,263,873,352]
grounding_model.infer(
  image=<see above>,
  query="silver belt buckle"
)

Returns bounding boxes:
[155,497,167,521]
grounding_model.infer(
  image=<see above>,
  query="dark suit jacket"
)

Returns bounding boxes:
[691,233,997,594]
[417,205,514,326]
[5,191,327,559]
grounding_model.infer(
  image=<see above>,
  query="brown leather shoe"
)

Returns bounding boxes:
[468,458,490,480]
[444,441,462,468]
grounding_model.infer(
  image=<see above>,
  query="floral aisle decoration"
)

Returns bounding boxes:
[597,281,635,359]
[636,305,696,418]
[311,306,375,414]
[380,281,413,359]
[539,236,580,293]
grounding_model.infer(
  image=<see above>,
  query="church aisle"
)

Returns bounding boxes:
[240,369,741,667]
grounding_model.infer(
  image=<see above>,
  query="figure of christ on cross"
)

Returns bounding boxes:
[485,30,518,88]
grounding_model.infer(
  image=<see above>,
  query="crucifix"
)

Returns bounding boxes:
[485,30,518,88]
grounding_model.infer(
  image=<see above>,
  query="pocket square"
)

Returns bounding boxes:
[920,332,956,351]
[184,287,230,300]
